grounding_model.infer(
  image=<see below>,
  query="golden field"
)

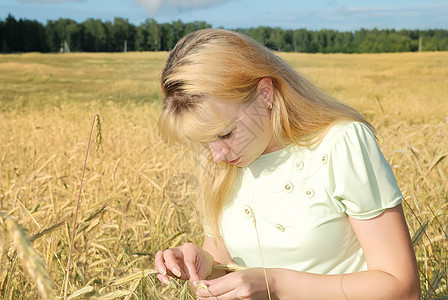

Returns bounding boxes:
[0,51,447,299]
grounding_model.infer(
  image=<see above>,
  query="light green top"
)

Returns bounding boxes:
[215,121,402,274]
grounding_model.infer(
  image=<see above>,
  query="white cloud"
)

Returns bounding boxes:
[334,4,448,18]
[135,0,232,14]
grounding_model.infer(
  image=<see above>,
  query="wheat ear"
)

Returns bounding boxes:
[1,212,54,299]
[213,263,246,272]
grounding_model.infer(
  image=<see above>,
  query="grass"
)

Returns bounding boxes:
[0,51,447,299]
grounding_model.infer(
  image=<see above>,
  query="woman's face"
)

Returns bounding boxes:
[204,79,281,167]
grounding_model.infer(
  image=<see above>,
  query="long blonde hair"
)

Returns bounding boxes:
[158,29,373,237]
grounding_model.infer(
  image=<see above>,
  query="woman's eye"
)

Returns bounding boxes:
[218,130,233,140]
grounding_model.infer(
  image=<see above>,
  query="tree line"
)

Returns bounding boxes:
[1,14,447,53]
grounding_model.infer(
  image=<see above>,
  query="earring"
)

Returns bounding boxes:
[267,102,273,110]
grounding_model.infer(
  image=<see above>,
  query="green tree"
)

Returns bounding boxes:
[269,27,285,51]
[136,18,161,51]
[18,18,48,52]
[2,14,448,53]
[2,14,19,52]
[161,23,175,50]
[354,28,377,52]
[291,29,309,52]
[335,31,353,53]
[103,20,114,51]
[135,23,147,51]
[112,17,135,52]
[0,19,4,52]
[82,18,107,52]
[147,19,161,51]
[172,20,185,44]
[45,18,79,52]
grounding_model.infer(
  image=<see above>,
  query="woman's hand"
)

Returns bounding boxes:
[195,268,273,300]
[155,242,215,284]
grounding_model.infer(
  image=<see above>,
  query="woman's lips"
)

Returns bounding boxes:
[228,157,241,164]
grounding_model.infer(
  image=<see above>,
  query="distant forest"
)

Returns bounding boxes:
[1,14,448,53]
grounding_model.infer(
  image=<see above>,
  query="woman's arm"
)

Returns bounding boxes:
[203,236,234,266]
[202,235,235,279]
[188,236,234,295]
[197,205,420,300]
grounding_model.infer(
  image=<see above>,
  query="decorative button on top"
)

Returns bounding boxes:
[243,205,253,218]
[321,154,328,164]
[283,182,294,193]
[275,224,285,232]
[305,188,315,198]
[295,160,304,170]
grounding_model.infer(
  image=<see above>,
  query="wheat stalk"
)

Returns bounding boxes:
[250,213,272,300]
[64,114,103,299]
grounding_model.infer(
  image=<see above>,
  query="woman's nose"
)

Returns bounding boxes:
[208,140,230,163]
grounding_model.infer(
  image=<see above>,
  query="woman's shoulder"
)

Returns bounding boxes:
[316,121,376,152]
[326,120,374,139]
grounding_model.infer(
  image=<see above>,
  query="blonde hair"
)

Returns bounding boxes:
[158,29,373,237]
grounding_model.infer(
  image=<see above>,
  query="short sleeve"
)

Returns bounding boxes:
[327,122,403,219]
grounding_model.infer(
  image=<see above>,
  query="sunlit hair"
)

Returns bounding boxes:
[159,29,374,237]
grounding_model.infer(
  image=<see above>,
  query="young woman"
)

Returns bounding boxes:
[155,29,420,299]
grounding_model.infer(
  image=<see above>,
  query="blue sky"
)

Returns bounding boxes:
[2,0,448,31]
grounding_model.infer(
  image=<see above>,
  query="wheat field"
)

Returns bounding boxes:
[0,51,447,299]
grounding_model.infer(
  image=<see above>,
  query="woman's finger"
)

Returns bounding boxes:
[156,273,170,285]
[154,250,167,275]
[194,281,214,298]
[197,288,238,300]
[163,248,184,277]
[197,275,236,298]
[182,244,201,281]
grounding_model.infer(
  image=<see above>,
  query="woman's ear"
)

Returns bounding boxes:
[257,77,274,108]
[258,77,273,98]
